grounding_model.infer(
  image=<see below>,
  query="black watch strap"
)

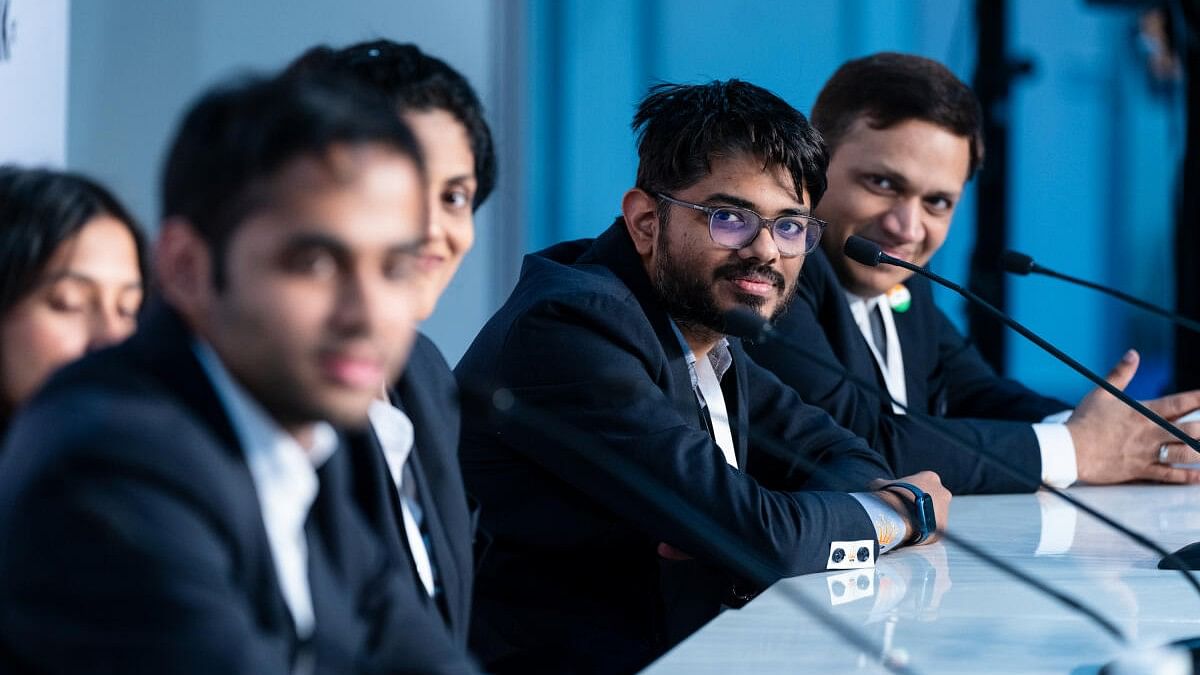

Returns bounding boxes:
[882,481,936,545]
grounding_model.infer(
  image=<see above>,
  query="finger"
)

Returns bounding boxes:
[1161,443,1200,465]
[1102,349,1139,390]
[1137,464,1200,484]
[1145,389,1200,420]
[1145,421,1200,446]
[1178,421,1200,443]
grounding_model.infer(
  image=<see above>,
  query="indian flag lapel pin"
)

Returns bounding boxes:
[887,284,911,313]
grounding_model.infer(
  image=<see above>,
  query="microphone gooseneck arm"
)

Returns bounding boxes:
[1000,249,1200,335]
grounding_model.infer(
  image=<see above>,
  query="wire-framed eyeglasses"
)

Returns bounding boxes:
[656,193,827,258]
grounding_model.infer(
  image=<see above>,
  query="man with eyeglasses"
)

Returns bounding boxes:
[745,52,1200,498]
[454,79,950,674]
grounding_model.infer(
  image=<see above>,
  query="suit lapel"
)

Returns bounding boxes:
[727,349,751,470]
[392,368,472,641]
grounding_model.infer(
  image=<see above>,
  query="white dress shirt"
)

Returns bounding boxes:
[368,399,438,598]
[193,341,339,639]
[844,290,1079,488]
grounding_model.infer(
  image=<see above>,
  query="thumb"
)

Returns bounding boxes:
[1104,349,1139,391]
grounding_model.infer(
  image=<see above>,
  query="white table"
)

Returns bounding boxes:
[644,485,1200,674]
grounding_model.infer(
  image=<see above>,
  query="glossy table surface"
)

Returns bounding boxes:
[644,485,1200,674]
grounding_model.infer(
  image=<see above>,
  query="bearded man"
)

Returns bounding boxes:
[455,79,951,675]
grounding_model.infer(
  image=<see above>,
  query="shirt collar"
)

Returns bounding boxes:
[367,399,415,488]
[844,289,887,312]
[669,320,733,384]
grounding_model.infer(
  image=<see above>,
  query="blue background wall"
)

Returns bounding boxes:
[7,0,1181,391]
[521,0,1185,403]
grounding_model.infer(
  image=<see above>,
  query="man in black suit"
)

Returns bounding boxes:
[0,73,478,673]
[746,52,1200,494]
[456,79,951,674]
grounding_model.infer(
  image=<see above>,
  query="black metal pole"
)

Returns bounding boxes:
[1175,2,1200,390]
[968,0,1014,372]
[968,0,1034,373]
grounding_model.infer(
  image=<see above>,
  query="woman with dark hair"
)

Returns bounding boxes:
[290,40,495,316]
[286,40,496,660]
[0,166,147,430]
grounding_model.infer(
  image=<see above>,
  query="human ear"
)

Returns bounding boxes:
[154,218,214,319]
[621,188,661,256]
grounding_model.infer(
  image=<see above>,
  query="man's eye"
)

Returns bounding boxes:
[774,219,805,238]
[284,249,338,278]
[712,209,746,225]
[927,197,953,213]
[867,175,894,191]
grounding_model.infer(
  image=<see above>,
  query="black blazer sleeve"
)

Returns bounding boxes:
[746,250,1046,494]
[465,292,884,579]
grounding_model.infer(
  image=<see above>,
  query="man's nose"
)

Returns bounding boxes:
[738,224,781,262]
[881,200,923,242]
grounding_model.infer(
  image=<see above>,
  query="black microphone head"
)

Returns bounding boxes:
[1000,250,1035,276]
[843,235,882,267]
[722,307,773,343]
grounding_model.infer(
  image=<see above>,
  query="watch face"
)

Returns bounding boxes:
[916,494,936,532]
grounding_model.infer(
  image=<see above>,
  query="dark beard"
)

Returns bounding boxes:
[651,218,798,339]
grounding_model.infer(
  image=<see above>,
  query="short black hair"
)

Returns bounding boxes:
[813,52,984,179]
[287,40,496,210]
[0,165,148,318]
[633,79,828,208]
[160,72,424,287]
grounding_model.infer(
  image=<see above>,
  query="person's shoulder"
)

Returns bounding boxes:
[394,331,456,411]
[2,342,244,498]
[517,248,637,310]
[408,332,453,377]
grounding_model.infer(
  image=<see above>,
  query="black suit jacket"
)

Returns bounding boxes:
[348,333,477,649]
[745,247,1070,494]
[0,305,477,674]
[456,221,893,674]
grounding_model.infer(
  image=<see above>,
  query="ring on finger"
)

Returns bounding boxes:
[1158,444,1171,464]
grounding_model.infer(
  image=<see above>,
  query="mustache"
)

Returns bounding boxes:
[714,260,785,289]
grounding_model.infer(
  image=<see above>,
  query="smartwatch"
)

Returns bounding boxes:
[883,481,936,545]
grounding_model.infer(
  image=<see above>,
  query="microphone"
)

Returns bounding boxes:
[998,250,1036,276]
[845,235,1200,582]
[1000,249,1200,334]
[843,236,1200,455]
